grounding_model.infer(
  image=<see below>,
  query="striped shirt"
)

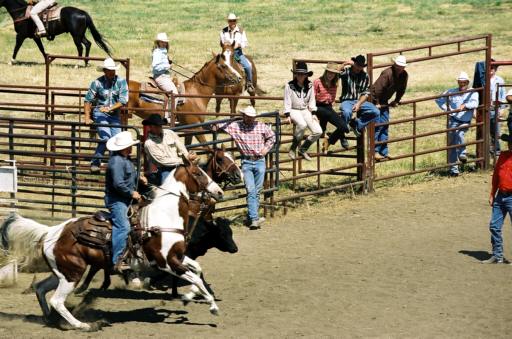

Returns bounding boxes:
[313,78,337,105]
[84,75,129,111]
[219,120,276,157]
[339,66,370,101]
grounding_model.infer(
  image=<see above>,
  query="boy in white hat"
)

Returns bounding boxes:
[219,13,253,92]
[215,105,275,230]
[370,55,409,160]
[435,71,479,176]
[104,131,142,272]
[84,58,129,172]
[151,32,179,100]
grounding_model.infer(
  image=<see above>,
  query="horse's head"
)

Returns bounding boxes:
[206,146,243,186]
[174,158,224,202]
[211,52,242,85]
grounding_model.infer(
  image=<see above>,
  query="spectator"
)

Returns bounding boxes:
[313,62,350,153]
[435,72,479,177]
[489,63,506,155]
[339,55,380,138]
[216,105,275,230]
[84,58,129,172]
[284,61,322,161]
[507,90,512,136]
[482,133,512,264]
[371,55,409,160]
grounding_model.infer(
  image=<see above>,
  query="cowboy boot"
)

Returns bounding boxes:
[288,137,300,160]
[299,140,314,161]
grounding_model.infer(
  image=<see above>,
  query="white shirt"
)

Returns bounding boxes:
[219,25,248,49]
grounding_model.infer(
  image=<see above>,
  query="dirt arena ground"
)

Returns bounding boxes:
[0,173,511,338]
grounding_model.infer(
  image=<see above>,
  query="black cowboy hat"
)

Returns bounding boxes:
[142,113,168,126]
[501,134,512,142]
[351,54,367,67]
[291,61,313,77]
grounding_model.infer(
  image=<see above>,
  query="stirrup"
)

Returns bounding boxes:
[35,30,47,38]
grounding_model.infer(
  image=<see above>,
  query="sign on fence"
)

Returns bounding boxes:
[0,160,17,193]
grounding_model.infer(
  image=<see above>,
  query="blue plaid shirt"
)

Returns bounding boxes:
[84,75,129,113]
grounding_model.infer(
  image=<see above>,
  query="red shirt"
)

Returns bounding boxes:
[491,150,512,196]
[313,78,337,105]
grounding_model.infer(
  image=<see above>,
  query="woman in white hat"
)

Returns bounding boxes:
[151,32,179,97]
[105,131,142,272]
[84,58,129,172]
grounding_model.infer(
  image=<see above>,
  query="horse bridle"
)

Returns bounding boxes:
[193,57,241,90]
[209,150,239,187]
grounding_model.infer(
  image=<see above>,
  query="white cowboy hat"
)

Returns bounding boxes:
[155,32,169,42]
[393,55,407,67]
[457,71,470,82]
[239,105,257,117]
[227,13,237,20]
[106,131,140,151]
[96,58,120,72]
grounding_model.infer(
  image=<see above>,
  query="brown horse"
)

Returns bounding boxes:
[0,161,224,330]
[215,42,266,114]
[128,53,242,145]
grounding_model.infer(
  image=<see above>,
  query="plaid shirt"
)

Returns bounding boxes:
[84,75,129,108]
[219,120,276,157]
[339,66,370,101]
[314,78,337,105]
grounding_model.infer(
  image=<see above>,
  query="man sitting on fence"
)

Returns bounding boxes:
[142,114,197,185]
[339,55,380,138]
[435,72,479,177]
[84,58,129,173]
[370,55,408,160]
[214,105,275,230]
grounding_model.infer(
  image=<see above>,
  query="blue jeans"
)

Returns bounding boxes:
[92,110,121,166]
[489,191,512,259]
[375,106,390,156]
[242,158,265,221]
[106,199,131,265]
[235,48,253,83]
[340,100,379,133]
[490,116,501,153]
[447,118,469,174]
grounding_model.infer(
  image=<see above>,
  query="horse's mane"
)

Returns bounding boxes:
[187,56,216,84]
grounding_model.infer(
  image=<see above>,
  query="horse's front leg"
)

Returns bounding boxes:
[33,37,47,59]
[215,97,222,116]
[10,34,27,64]
[74,266,100,294]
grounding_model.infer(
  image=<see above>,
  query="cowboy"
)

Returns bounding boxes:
[489,61,506,155]
[151,33,179,101]
[219,13,254,92]
[483,133,512,264]
[105,131,142,272]
[339,55,380,138]
[215,105,275,230]
[370,55,409,160]
[84,58,129,172]
[142,113,197,185]
[28,0,55,37]
[284,61,322,161]
[435,72,479,177]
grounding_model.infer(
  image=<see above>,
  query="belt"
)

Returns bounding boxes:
[499,190,512,195]
[241,155,264,161]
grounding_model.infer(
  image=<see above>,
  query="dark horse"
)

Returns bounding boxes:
[0,0,111,65]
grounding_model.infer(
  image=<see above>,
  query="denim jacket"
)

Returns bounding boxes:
[152,48,171,78]
[105,153,137,205]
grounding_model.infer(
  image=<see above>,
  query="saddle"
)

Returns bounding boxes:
[73,211,112,250]
[19,4,61,24]
[140,76,186,108]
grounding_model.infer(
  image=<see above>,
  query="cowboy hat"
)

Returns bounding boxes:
[142,113,168,126]
[239,105,257,117]
[325,62,341,73]
[457,71,470,82]
[351,54,367,67]
[291,61,313,77]
[106,131,140,151]
[227,13,237,20]
[155,32,169,42]
[393,55,407,67]
[96,58,120,72]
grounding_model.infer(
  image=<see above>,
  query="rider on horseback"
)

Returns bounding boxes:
[152,32,182,107]
[28,0,55,37]
[219,13,254,92]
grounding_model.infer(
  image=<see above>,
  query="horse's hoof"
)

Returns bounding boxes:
[77,322,91,331]
[8,59,18,65]
[209,304,219,316]
[181,293,194,306]
[130,277,142,289]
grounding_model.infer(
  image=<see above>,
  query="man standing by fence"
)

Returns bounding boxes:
[435,72,479,177]
[215,105,275,230]
[370,55,408,160]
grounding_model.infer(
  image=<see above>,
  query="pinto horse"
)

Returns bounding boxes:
[128,53,242,145]
[0,161,224,330]
[0,0,111,65]
[215,42,266,114]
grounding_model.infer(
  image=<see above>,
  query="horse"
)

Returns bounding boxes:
[215,42,266,114]
[128,53,242,145]
[0,160,225,330]
[0,0,111,65]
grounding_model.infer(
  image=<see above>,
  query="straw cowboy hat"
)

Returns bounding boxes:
[393,55,407,67]
[155,32,169,42]
[457,71,470,82]
[96,57,120,72]
[227,13,238,20]
[239,105,257,117]
[325,62,341,73]
[106,131,140,151]
[291,61,313,76]
[142,113,168,126]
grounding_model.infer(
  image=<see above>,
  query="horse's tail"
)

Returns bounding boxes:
[254,85,267,96]
[0,213,49,266]
[85,12,112,56]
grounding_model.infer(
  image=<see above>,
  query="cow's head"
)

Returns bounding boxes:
[188,217,238,258]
